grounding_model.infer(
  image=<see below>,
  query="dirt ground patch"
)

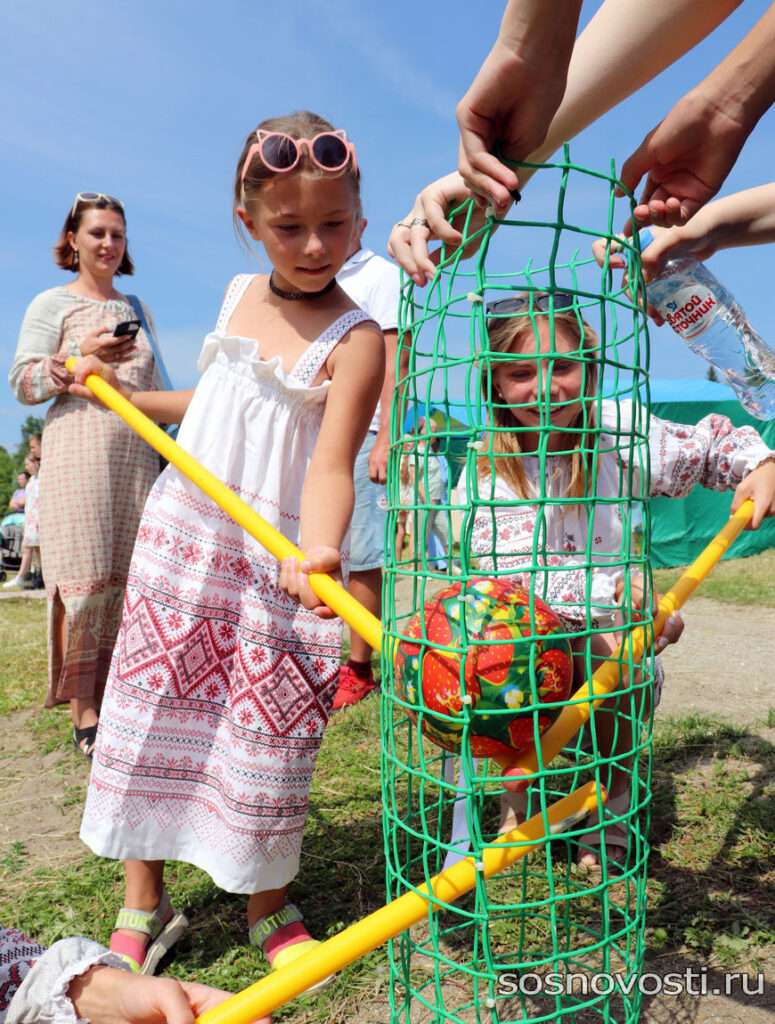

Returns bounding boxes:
[658,597,775,726]
[0,707,88,887]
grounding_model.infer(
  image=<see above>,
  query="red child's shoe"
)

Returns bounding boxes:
[331,662,378,711]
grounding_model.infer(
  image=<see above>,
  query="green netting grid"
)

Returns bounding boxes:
[381,147,656,1023]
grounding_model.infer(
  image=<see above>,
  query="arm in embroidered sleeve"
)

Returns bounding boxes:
[3,929,130,1024]
[1,927,46,1024]
[8,294,72,405]
[648,411,774,497]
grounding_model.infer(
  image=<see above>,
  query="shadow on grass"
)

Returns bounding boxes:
[641,714,775,1021]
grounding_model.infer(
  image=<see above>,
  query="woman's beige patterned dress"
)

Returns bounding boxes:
[9,286,161,707]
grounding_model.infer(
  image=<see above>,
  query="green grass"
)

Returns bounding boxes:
[645,715,775,972]
[0,599,47,712]
[653,548,775,607]
[2,589,774,1020]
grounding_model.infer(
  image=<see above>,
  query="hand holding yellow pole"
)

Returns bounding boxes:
[499,499,755,785]
[65,358,383,651]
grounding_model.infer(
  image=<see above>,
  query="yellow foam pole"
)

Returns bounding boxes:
[503,499,754,782]
[65,360,382,652]
[195,780,603,1024]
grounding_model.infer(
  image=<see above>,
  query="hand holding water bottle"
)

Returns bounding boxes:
[595,185,775,281]
[593,185,775,418]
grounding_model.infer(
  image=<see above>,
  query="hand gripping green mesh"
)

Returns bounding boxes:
[381,147,655,1023]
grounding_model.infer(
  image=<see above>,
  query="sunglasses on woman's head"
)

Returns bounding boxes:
[486,292,575,316]
[70,192,125,218]
[240,129,358,183]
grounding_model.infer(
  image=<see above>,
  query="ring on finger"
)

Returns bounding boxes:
[409,217,429,228]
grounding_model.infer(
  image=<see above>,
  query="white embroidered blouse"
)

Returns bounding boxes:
[457,401,773,630]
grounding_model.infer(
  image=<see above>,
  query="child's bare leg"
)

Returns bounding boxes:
[395,513,407,562]
[247,886,288,929]
[573,631,649,867]
[110,859,189,973]
[118,860,165,943]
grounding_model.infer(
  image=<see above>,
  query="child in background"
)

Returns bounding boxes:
[332,213,402,708]
[423,420,450,571]
[73,110,384,976]
[462,294,775,866]
[20,454,42,588]
[7,473,27,512]
[2,468,34,590]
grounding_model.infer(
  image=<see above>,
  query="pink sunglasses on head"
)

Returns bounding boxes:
[240,129,358,184]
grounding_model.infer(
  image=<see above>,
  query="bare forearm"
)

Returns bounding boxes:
[701,2,775,128]
[393,333,411,437]
[130,389,194,424]
[519,0,742,185]
[704,184,775,250]
[497,0,582,67]
[299,468,355,553]
[373,330,398,448]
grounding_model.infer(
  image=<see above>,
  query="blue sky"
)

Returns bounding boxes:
[1,0,774,451]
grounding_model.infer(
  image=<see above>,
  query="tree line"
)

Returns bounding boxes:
[0,415,45,515]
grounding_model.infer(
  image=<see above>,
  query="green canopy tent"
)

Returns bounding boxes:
[649,378,775,568]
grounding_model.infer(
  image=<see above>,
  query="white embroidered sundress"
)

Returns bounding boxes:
[80,275,372,894]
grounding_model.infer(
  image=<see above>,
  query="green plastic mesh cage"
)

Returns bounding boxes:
[380,148,657,1023]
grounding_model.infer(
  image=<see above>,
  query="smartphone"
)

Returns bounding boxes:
[114,319,142,339]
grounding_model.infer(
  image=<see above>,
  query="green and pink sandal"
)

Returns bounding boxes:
[249,903,332,992]
[109,891,189,975]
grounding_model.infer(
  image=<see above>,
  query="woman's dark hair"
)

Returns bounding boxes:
[53,196,134,275]
[233,110,361,243]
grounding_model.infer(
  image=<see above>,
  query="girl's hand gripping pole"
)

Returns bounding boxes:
[498,499,755,788]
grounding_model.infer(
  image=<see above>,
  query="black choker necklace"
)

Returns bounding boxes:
[268,273,336,301]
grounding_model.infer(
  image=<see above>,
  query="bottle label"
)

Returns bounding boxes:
[659,284,718,340]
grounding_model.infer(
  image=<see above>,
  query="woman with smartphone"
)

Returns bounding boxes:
[9,193,165,758]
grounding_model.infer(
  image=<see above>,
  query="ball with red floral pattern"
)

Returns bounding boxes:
[395,578,573,758]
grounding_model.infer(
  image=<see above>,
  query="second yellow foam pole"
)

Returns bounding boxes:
[196,781,603,1024]
[65,360,383,652]
[502,499,754,781]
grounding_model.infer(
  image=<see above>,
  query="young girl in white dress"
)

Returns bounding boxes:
[74,111,384,976]
[462,295,775,866]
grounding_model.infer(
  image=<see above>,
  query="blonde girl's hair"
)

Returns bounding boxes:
[233,110,362,241]
[480,307,599,499]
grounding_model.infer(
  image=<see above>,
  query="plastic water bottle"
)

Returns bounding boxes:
[639,228,775,419]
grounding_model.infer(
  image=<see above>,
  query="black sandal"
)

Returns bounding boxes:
[73,723,99,759]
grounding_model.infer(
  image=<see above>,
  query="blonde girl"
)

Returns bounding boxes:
[463,293,775,865]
